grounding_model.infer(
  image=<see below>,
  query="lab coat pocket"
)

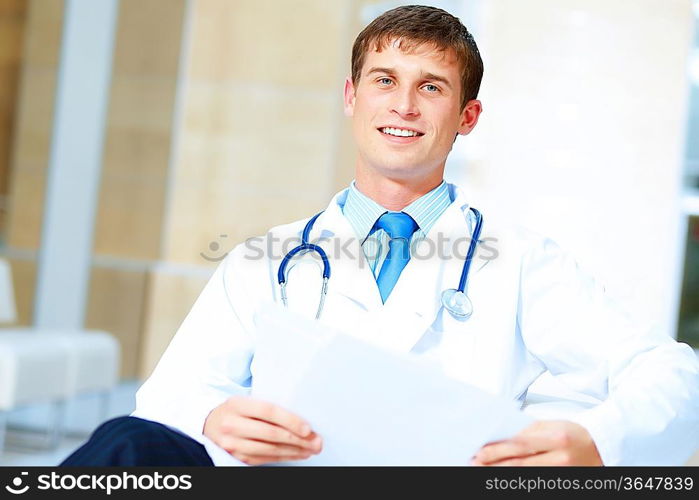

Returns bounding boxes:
[414,307,479,385]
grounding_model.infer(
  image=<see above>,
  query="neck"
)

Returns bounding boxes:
[354,167,444,211]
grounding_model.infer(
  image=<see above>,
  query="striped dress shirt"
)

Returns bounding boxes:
[342,180,452,277]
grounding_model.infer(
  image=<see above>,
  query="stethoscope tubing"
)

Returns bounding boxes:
[456,207,482,293]
[277,206,482,320]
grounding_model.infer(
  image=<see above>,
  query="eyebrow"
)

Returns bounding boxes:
[365,67,453,89]
[421,72,453,90]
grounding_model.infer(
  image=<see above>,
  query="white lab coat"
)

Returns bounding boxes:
[132,184,699,465]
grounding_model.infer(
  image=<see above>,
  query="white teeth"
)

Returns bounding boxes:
[381,127,419,137]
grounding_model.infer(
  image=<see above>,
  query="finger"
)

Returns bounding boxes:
[237,452,313,466]
[519,451,570,466]
[475,439,543,464]
[488,451,563,466]
[228,436,315,459]
[475,422,570,464]
[228,416,322,452]
[234,398,312,438]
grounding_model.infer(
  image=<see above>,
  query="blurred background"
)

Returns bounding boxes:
[0,0,697,465]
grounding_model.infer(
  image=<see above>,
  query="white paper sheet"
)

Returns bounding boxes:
[248,303,532,466]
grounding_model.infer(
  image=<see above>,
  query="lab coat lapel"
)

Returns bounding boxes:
[372,188,473,353]
[312,192,384,314]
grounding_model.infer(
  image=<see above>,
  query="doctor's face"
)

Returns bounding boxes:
[344,40,481,183]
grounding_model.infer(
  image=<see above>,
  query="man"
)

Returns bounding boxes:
[62,5,699,467]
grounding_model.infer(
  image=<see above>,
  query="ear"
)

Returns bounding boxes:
[343,76,356,117]
[456,99,483,136]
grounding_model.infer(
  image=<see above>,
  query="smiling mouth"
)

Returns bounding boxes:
[379,127,424,138]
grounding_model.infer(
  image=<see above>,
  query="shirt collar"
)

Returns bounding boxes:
[342,180,451,241]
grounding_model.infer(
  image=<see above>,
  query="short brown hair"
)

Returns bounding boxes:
[351,5,483,110]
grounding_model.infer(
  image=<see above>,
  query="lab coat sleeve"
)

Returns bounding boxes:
[518,236,699,465]
[131,244,256,443]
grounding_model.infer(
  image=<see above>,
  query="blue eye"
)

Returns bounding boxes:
[378,77,393,85]
[424,84,439,92]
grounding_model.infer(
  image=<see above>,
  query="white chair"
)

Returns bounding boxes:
[0,258,120,451]
[0,332,73,450]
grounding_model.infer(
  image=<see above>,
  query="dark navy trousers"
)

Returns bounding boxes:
[59,416,214,466]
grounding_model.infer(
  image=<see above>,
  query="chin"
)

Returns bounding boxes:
[373,162,434,181]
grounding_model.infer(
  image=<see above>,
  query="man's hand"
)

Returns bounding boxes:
[472,420,603,466]
[203,396,322,466]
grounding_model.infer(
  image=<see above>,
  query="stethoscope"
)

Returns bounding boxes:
[278,207,483,320]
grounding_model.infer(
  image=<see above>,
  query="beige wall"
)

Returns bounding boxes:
[139,267,209,378]
[0,0,27,326]
[93,0,186,261]
[0,0,63,330]
[162,0,352,267]
[4,0,63,252]
[85,265,148,377]
[88,0,187,378]
[0,0,26,236]
[4,256,35,325]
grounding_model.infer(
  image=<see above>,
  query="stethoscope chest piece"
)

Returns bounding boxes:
[441,288,473,320]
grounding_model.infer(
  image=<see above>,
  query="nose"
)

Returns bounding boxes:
[390,86,420,119]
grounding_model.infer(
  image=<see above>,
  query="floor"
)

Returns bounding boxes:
[0,380,140,466]
[1,380,698,466]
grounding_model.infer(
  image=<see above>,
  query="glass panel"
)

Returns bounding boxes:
[679,216,699,347]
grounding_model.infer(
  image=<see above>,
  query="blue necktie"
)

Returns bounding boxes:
[374,212,419,303]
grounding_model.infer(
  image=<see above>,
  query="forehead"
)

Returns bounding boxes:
[362,38,460,76]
